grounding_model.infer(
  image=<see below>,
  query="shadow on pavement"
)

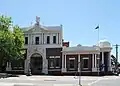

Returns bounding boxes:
[0,73,19,78]
[7,74,19,77]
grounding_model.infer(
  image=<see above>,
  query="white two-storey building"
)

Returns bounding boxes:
[23,17,63,74]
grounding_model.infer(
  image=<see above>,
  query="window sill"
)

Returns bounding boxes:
[69,68,75,70]
[49,67,60,69]
[83,68,89,69]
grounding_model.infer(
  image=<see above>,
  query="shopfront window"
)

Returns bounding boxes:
[48,56,60,68]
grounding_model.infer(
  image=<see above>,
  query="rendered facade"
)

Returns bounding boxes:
[22,17,112,75]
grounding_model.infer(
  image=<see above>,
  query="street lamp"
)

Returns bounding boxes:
[78,62,82,86]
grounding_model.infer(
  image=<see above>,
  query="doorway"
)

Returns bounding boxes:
[30,53,42,74]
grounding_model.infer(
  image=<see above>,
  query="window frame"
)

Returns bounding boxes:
[48,56,61,68]
[47,36,50,44]
[49,58,54,68]
[68,58,76,70]
[53,36,56,44]
[55,58,60,68]
[25,37,28,44]
[35,36,39,45]
[83,57,89,69]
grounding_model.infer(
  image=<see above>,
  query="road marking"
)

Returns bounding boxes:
[87,77,103,86]
[102,76,120,80]
[14,83,35,86]
[44,79,56,81]
[87,76,120,86]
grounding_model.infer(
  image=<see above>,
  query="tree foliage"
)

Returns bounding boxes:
[0,15,24,69]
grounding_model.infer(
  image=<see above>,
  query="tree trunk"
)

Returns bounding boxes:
[0,52,6,72]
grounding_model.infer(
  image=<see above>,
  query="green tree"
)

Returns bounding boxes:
[12,25,25,60]
[0,15,24,71]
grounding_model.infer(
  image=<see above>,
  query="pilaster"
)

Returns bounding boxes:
[108,52,112,71]
[42,48,48,74]
[78,54,80,72]
[92,54,97,72]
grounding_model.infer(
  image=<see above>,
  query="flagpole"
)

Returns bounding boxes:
[97,25,100,76]
[98,27,99,43]
[95,25,100,76]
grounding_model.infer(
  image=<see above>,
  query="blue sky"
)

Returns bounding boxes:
[1,0,120,61]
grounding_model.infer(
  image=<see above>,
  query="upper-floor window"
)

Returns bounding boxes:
[35,37,39,45]
[53,36,56,44]
[25,37,28,44]
[47,36,50,44]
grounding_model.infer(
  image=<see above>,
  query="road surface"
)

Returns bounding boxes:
[0,75,119,86]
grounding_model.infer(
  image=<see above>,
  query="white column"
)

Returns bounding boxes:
[30,34,31,45]
[58,33,59,44]
[42,33,44,44]
[109,52,111,71]
[24,58,30,74]
[95,54,97,68]
[42,49,48,74]
[78,54,80,72]
[6,62,12,71]
[62,54,66,72]
[56,33,58,44]
[31,35,33,45]
[28,34,30,45]
[40,33,42,44]
[92,54,94,68]
[62,53,64,72]
[102,52,104,64]
[92,54,97,72]
[101,52,104,72]
[65,54,66,69]
[42,57,48,74]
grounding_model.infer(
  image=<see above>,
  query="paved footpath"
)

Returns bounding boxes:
[90,76,120,86]
[0,75,119,86]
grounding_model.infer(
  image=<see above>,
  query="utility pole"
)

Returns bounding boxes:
[116,44,118,63]
[113,44,120,63]
[113,44,120,70]
[78,62,82,86]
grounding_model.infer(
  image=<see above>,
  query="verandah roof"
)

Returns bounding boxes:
[62,46,100,52]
